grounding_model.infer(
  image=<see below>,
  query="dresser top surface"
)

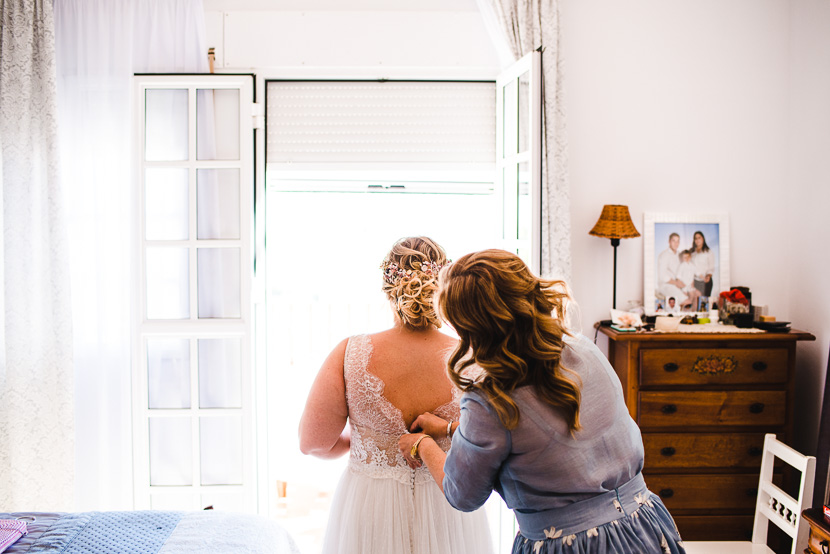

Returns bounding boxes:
[802,507,830,534]
[598,326,815,343]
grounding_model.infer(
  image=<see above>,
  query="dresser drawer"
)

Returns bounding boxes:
[640,348,788,386]
[672,515,754,541]
[807,527,830,554]
[639,390,786,429]
[643,433,766,469]
[803,508,830,554]
[646,473,759,511]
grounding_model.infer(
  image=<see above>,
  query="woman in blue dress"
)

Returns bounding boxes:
[398,249,686,554]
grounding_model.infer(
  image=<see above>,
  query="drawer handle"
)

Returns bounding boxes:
[748,446,763,456]
[820,539,828,554]
[749,403,765,414]
[659,488,674,498]
[660,447,676,457]
[663,362,679,372]
[661,404,678,414]
[752,361,768,371]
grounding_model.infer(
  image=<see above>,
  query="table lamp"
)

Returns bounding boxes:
[589,204,640,309]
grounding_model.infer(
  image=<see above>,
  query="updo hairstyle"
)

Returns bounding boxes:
[381,237,448,329]
[436,249,581,432]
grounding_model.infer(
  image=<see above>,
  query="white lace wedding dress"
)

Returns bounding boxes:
[321,334,493,554]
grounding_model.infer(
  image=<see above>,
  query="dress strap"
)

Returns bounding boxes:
[344,334,372,381]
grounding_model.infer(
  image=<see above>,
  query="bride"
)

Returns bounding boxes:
[299,236,492,554]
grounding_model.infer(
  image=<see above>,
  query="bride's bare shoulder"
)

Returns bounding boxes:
[368,328,457,345]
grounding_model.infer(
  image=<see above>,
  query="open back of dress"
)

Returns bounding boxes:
[321,334,493,554]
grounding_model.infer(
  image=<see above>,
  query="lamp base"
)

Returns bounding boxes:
[611,239,620,310]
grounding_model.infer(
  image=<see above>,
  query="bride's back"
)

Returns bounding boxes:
[338,235,459,470]
[361,328,457,428]
[343,329,459,474]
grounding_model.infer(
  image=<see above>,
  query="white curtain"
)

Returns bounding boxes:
[0,0,74,511]
[477,0,572,282]
[54,0,208,510]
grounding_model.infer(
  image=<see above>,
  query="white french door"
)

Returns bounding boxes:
[132,74,257,512]
[497,50,543,275]
[488,50,543,551]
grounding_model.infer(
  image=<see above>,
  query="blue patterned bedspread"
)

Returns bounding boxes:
[2,512,180,554]
[0,511,301,553]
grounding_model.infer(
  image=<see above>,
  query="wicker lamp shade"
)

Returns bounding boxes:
[589,205,640,239]
[589,204,639,310]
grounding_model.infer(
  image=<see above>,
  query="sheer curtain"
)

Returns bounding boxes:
[477,0,572,282]
[0,0,74,511]
[54,0,208,510]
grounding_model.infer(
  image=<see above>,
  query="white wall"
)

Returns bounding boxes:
[203,0,502,78]
[786,0,830,453]
[562,0,791,325]
[562,0,828,453]
[206,0,829,454]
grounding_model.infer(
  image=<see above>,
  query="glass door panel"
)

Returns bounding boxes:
[503,81,518,156]
[149,417,192,486]
[198,338,242,409]
[502,165,519,241]
[145,168,189,240]
[145,89,188,161]
[197,169,241,240]
[147,338,190,410]
[200,417,244,485]
[517,72,530,153]
[518,162,531,241]
[145,247,190,319]
[197,89,241,161]
[197,248,241,319]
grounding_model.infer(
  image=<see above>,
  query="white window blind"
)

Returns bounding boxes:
[266,81,496,166]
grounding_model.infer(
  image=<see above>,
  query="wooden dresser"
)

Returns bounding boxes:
[803,508,830,554]
[599,326,815,541]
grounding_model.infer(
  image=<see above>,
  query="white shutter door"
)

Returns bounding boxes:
[266,80,496,192]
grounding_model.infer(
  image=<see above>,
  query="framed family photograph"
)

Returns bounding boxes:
[643,213,730,316]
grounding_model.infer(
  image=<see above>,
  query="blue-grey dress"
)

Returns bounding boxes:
[442,334,686,554]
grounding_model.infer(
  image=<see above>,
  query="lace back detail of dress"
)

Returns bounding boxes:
[344,334,456,484]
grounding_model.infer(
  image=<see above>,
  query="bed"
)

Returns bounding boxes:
[0,510,301,553]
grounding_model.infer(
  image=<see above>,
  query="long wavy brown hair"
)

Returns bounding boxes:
[436,249,581,432]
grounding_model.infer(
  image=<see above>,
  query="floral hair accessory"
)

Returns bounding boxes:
[380,259,449,285]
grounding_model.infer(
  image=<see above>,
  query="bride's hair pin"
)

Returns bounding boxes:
[379,260,448,285]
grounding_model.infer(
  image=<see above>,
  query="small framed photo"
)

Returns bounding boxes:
[643,213,730,316]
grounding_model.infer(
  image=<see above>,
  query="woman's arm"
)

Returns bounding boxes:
[298,338,351,459]
[706,251,716,277]
[399,433,447,492]
[442,395,510,511]
[399,412,458,491]
[410,412,458,439]
[400,395,509,511]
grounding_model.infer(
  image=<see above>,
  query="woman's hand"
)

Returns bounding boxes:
[410,412,450,437]
[398,433,427,469]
